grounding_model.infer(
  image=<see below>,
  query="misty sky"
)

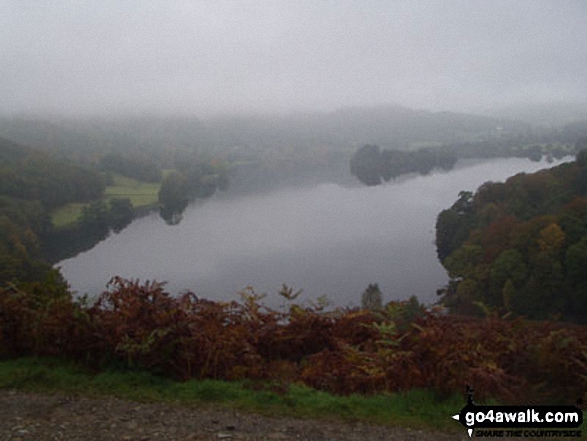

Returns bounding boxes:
[2,0,586,117]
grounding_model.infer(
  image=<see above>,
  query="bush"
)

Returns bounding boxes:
[1,277,586,403]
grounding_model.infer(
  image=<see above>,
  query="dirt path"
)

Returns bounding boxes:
[0,389,467,440]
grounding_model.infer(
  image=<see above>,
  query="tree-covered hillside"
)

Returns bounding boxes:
[436,151,587,323]
[0,106,526,159]
[0,137,105,209]
[0,136,106,283]
[350,144,457,186]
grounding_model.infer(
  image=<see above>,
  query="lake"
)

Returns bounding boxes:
[57,157,569,308]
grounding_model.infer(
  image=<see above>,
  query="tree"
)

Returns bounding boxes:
[77,201,110,235]
[575,147,587,167]
[435,209,461,262]
[109,198,134,233]
[502,279,516,311]
[538,223,565,257]
[350,145,382,186]
[361,283,383,311]
[565,236,587,322]
[453,191,474,215]
[158,171,188,210]
[444,244,484,280]
[158,171,189,225]
[490,249,527,307]
[573,167,587,195]
[516,254,564,319]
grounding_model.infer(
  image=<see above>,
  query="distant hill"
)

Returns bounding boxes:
[0,135,32,163]
[0,135,105,209]
[0,118,138,160]
[479,102,587,127]
[0,106,528,157]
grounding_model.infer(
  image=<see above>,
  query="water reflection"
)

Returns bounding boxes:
[58,157,570,308]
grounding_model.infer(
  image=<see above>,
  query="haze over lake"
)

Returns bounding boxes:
[58,157,569,308]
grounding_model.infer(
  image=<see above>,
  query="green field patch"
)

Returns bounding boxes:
[50,174,161,228]
[50,203,88,228]
[104,175,160,208]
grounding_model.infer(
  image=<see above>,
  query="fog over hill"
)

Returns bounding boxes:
[0,106,526,155]
[478,102,587,127]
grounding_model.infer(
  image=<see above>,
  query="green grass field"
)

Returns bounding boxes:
[0,357,464,432]
[50,203,89,227]
[51,174,161,228]
[103,175,160,207]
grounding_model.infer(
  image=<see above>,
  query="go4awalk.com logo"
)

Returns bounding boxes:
[452,388,584,438]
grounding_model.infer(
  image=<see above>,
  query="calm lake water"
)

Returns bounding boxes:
[58,157,569,308]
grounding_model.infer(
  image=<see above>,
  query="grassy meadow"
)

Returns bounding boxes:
[51,174,160,228]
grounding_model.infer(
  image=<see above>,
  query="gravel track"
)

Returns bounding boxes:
[0,389,469,440]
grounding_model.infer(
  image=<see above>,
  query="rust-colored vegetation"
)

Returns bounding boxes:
[1,277,585,404]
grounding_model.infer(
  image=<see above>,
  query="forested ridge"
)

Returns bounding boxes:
[436,150,587,323]
[350,144,458,186]
[0,106,525,156]
[0,135,227,281]
[0,136,105,208]
[0,136,105,283]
